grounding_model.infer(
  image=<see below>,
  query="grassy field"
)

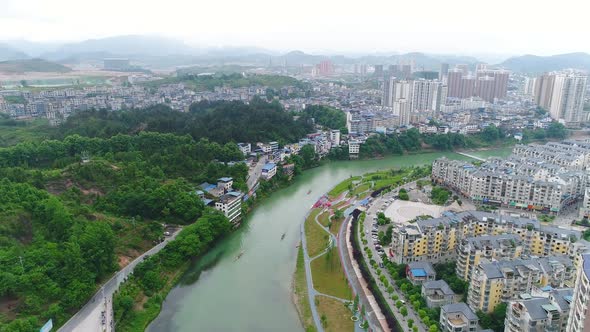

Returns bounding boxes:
[352,183,371,196]
[329,217,345,237]
[305,209,329,257]
[293,245,317,332]
[310,247,352,300]
[328,176,361,199]
[318,211,331,227]
[316,295,355,332]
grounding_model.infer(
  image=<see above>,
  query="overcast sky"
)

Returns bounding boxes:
[1,0,588,56]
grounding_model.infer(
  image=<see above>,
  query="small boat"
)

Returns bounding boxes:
[281,233,286,240]
[307,190,312,195]
[235,251,244,261]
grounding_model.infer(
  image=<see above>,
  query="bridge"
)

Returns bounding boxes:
[456,152,486,162]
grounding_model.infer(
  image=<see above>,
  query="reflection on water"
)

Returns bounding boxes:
[180,249,226,285]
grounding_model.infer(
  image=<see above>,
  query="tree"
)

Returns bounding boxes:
[429,324,439,332]
[334,209,344,220]
[400,307,408,317]
[481,125,500,141]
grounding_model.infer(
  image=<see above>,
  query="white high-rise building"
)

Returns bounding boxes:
[548,73,587,127]
[381,76,396,107]
[411,80,442,113]
[535,72,587,127]
[567,253,590,331]
[523,76,537,96]
[394,99,411,126]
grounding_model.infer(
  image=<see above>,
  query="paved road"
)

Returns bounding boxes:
[338,214,386,332]
[247,155,267,190]
[364,183,427,332]
[58,228,182,332]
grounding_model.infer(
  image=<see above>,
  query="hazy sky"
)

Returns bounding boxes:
[1,0,588,55]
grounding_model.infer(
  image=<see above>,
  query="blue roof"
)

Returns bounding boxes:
[205,184,217,192]
[227,191,242,197]
[541,285,553,291]
[411,269,427,277]
[262,163,276,171]
[359,198,369,206]
[218,177,233,182]
[202,198,213,205]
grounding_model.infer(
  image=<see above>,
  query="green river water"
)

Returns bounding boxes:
[147,150,505,332]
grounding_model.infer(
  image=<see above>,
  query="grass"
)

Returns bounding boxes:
[310,247,352,300]
[329,217,345,237]
[0,117,54,147]
[352,183,371,196]
[333,201,349,210]
[318,211,331,227]
[294,245,317,332]
[315,295,355,332]
[306,209,330,257]
[328,176,361,199]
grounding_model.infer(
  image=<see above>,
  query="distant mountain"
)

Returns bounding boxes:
[499,53,590,73]
[0,59,72,73]
[2,40,60,57]
[41,35,196,60]
[0,44,29,61]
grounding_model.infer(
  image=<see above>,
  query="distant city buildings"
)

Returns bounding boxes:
[534,71,587,127]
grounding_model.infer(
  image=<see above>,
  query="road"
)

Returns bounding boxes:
[363,181,427,332]
[58,228,182,332]
[247,155,267,191]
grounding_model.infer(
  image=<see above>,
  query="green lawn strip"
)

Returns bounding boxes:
[316,295,355,332]
[310,247,352,300]
[318,211,331,227]
[294,245,317,332]
[306,209,330,257]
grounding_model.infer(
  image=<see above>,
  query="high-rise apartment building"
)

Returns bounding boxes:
[476,76,496,102]
[439,63,449,82]
[316,60,334,76]
[447,69,464,98]
[394,99,411,126]
[534,71,587,127]
[373,64,383,77]
[505,288,573,332]
[523,77,537,96]
[411,79,443,112]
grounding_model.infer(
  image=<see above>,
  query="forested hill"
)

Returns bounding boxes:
[57,98,314,144]
[0,132,248,330]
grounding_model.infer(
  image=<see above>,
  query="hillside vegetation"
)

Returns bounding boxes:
[0,59,72,73]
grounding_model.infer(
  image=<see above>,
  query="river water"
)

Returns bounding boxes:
[148,151,500,332]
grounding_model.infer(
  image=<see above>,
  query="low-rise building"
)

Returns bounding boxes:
[422,280,456,308]
[217,177,233,192]
[237,142,251,155]
[214,191,243,224]
[406,261,436,285]
[439,302,479,332]
[261,162,277,180]
[349,139,361,158]
[505,288,573,332]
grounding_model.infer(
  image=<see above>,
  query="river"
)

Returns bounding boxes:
[147,150,503,332]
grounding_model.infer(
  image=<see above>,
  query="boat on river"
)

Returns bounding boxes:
[281,233,286,240]
[307,190,312,195]
[234,251,244,261]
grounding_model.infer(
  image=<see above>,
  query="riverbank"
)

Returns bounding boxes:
[146,149,510,332]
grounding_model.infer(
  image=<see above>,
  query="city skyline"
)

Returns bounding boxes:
[1,0,589,56]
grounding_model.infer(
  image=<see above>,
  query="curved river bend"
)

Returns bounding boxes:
[148,150,508,332]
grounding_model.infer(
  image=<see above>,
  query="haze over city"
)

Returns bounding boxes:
[1,0,589,55]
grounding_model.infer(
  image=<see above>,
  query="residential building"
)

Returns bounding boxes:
[456,234,524,280]
[391,211,585,265]
[505,288,573,332]
[394,99,411,126]
[422,280,456,308]
[214,191,243,224]
[411,79,443,113]
[329,129,341,147]
[348,139,361,158]
[534,71,587,127]
[439,63,449,82]
[269,141,279,152]
[237,142,251,155]
[439,302,479,332]
[373,64,383,77]
[467,256,574,313]
[217,177,234,192]
[567,253,590,331]
[261,162,277,180]
[406,261,436,285]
